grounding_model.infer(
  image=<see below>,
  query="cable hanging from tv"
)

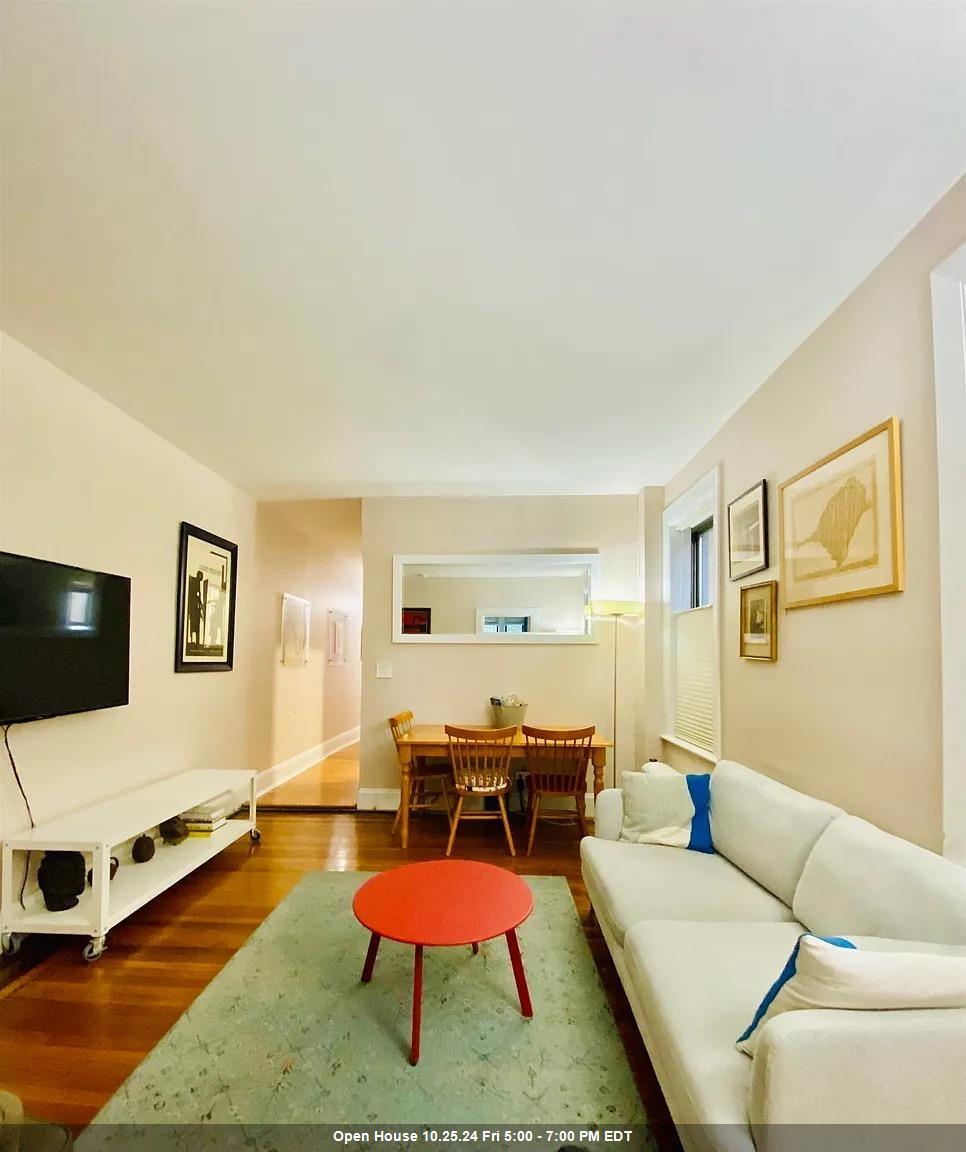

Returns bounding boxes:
[3,723,35,830]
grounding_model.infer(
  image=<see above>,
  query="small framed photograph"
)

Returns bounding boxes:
[728,480,768,581]
[281,594,311,667]
[739,580,778,661]
[175,522,238,673]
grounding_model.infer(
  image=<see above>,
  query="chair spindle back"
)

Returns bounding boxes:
[389,710,415,745]
[522,725,595,794]
[445,725,516,794]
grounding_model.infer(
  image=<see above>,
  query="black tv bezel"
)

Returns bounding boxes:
[0,550,132,725]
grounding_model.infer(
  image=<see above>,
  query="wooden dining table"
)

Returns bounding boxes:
[392,724,613,849]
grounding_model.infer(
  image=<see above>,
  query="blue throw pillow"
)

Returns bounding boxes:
[620,770,714,853]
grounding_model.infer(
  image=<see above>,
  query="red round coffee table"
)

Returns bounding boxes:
[353,859,534,1065]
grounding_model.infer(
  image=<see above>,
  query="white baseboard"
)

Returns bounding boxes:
[321,725,360,761]
[356,787,401,812]
[257,744,323,797]
[256,725,359,798]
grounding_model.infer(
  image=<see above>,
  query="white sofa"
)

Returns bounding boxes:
[581,760,966,1152]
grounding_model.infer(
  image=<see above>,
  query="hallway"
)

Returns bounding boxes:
[259,742,360,809]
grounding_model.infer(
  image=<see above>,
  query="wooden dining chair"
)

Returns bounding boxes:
[389,711,450,835]
[443,725,517,857]
[522,725,595,855]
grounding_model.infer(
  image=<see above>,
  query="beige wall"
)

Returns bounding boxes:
[401,572,587,635]
[0,337,363,853]
[263,500,362,753]
[646,176,966,851]
[252,508,326,767]
[360,495,642,799]
[0,334,264,838]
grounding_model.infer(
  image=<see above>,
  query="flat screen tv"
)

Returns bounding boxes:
[0,551,131,724]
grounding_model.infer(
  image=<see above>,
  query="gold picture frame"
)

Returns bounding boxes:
[779,418,903,610]
[739,580,778,661]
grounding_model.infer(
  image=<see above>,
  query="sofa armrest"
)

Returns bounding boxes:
[593,789,624,840]
[749,1008,966,1139]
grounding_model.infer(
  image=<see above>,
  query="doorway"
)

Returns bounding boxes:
[931,241,966,864]
[256,499,363,813]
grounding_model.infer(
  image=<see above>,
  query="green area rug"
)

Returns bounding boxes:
[84,871,647,1129]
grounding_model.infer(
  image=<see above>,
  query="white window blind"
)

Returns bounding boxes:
[674,605,716,752]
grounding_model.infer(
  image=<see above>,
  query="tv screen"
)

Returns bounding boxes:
[0,551,131,724]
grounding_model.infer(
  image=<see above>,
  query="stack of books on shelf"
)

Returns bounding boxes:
[181,791,233,837]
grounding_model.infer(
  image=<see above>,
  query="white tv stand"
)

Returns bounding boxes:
[1,768,258,962]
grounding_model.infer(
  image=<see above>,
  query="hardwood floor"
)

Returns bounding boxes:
[0,810,678,1150]
[258,743,360,808]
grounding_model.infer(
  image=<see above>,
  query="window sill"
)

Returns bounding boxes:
[660,734,718,765]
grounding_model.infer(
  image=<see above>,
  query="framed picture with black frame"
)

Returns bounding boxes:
[175,522,238,672]
[728,480,768,581]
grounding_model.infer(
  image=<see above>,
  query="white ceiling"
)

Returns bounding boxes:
[3,1,965,499]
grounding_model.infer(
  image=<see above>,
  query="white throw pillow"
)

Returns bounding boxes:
[737,933,966,1055]
[640,761,678,776]
[620,770,713,853]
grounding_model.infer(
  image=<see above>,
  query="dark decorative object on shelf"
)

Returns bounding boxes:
[132,834,156,863]
[87,857,120,888]
[37,851,86,911]
[159,816,188,845]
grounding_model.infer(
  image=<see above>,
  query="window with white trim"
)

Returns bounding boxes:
[662,470,720,758]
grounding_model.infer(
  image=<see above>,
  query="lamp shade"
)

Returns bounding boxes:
[584,599,644,618]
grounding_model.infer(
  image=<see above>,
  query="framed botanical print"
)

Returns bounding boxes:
[175,522,237,672]
[779,418,903,610]
[281,593,311,667]
[739,580,778,661]
[728,480,768,580]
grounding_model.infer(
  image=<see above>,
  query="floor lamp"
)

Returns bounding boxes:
[585,599,644,789]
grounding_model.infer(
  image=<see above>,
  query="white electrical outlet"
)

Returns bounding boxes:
[375,661,392,679]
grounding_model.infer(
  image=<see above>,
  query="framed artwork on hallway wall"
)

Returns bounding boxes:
[175,522,237,672]
[328,609,347,665]
[728,480,768,580]
[779,417,904,609]
[281,594,311,667]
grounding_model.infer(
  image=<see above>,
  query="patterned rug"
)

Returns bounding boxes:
[81,871,648,1134]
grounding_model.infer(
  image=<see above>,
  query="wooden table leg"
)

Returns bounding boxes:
[361,932,381,983]
[505,928,533,1018]
[411,944,423,1065]
[397,745,413,849]
[471,942,479,955]
[591,748,606,797]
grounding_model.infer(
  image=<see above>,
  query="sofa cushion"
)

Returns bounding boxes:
[737,932,966,1055]
[623,920,805,1126]
[793,815,966,944]
[620,771,713,852]
[580,836,795,947]
[710,760,842,906]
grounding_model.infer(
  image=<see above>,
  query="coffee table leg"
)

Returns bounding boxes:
[411,944,424,1065]
[361,932,381,983]
[471,942,479,955]
[505,929,533,1018]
